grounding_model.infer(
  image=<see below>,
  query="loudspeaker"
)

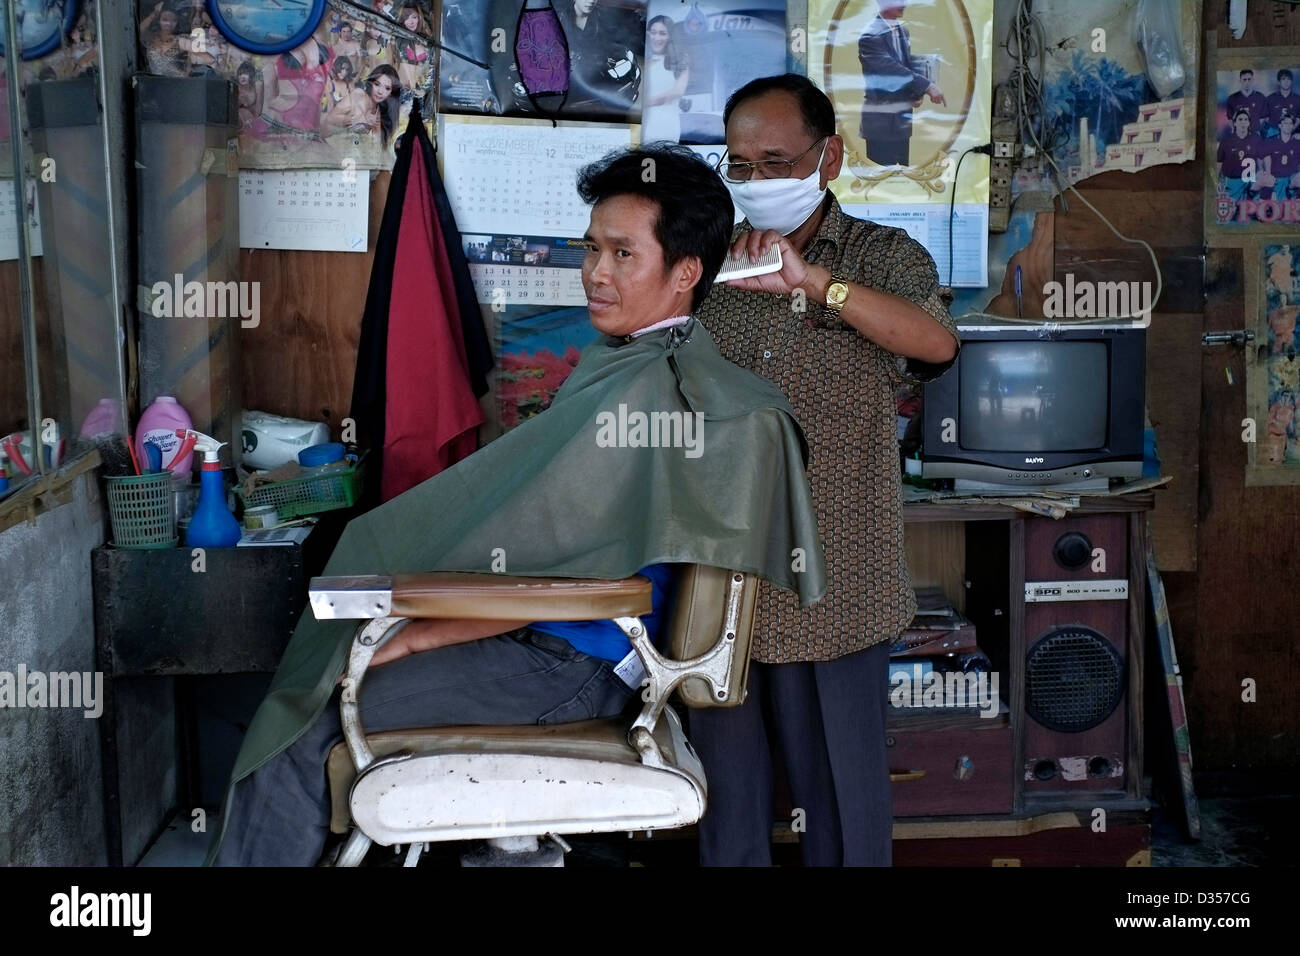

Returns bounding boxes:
[1022,515,1130,795]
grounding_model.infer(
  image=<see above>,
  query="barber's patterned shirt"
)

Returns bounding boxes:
[696,194,958,663]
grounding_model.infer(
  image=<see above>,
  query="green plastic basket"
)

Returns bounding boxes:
[237,454,365,520]
[106,472,177,549]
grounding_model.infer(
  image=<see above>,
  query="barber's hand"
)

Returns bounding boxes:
[367,621,438,669]
[333,622,435,682]
[926,84,946,106]
[724,230,812,296]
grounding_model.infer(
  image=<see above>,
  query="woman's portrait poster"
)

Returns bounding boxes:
[138,0,435,170]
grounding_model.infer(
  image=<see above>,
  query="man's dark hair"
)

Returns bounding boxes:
[723,73,837,141]
[1240,69,1254,78]
[1233,107,1252,122]
[1279,68,1294,82]
[576,143,733,312]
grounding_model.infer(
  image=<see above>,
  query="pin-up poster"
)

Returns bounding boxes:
[1206,45,1300,239]
[138,0,435,170]
[639,0,787,146]
[810,0,993,287]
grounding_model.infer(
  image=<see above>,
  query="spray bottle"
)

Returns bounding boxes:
[180,429,242,547]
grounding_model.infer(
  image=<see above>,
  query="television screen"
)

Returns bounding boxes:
[959,342,1108,452]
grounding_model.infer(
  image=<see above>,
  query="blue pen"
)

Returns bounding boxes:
[1015,265,1023,318]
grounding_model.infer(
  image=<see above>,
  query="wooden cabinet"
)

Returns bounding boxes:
[888,712,1014,816]
[893,493,1153,863]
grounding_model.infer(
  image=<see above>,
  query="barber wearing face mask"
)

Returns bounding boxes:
[688,73,960,867]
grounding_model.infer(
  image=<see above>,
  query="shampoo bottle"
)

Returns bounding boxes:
[182,429,242,547]
[136,396,194,474]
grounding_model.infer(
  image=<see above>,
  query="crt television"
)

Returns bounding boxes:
[921,327,1146,491]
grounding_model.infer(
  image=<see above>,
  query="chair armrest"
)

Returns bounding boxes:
[309,573,652,622]
[308,572,653,776]
[615,570,753,770]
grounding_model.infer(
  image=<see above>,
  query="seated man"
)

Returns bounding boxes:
[208,144,826,866]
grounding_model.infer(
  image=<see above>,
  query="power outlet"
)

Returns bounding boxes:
[991,157,1013,190]
[988,117,1016,234]
[989,153,1013,233]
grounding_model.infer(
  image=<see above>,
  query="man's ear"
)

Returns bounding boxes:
[822,134,844,188]
[675,255,703,295]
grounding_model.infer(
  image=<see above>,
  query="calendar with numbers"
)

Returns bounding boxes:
[463,234,588,306]
[441,119,630,304]
[0,182,43,261]
[239,170,369,253]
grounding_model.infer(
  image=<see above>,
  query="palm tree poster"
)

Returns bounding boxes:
[999,0,1199,194]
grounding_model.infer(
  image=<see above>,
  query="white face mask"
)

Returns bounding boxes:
[724,140,829,235]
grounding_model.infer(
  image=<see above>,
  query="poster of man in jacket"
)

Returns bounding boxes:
[857,1,947,166]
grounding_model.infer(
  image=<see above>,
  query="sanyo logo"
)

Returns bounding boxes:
[1025,456,1045,464]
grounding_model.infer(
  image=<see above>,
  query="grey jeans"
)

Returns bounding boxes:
[213,627,634,866]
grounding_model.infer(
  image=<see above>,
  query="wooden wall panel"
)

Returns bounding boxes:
[1,261,56,435]
[1188,247,1300,769]
[904,522,967,615]
[0,261,31,434]
[1145,314,1202,571]
[1052,182,1204,316]
[1213,0,1300,47]
[237,172,391,430]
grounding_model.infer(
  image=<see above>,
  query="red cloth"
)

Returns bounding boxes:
[381,141,483,501]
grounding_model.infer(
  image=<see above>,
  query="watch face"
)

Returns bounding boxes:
[0,0,81,60]
[827,281,849,306]
[208,0,327,55]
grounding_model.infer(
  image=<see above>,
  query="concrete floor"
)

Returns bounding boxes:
[1150,793,1298,867]
[139,789,1296,867]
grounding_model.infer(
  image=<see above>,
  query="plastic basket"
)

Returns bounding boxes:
[236,453,365,520]
[106,472,177,549]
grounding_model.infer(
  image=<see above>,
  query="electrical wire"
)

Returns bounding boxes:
[951,143,987,290]
[946,143,977,290]
[956,0,1163,326]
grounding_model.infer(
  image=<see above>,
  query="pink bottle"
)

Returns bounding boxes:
[80,398,124,437]
[136,396,194,474]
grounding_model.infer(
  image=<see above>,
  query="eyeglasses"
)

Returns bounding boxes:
[715,136,829,183]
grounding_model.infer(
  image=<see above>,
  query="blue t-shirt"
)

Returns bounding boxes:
[528,564,677,661]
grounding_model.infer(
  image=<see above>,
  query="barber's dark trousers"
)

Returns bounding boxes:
[689,642,893,866]
[212,629,633,866]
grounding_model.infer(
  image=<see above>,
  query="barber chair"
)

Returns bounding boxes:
[308,565,756,866]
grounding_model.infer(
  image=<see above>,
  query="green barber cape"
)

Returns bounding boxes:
[206,317,825,862]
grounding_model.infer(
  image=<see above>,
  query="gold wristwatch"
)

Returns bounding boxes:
[825,272,850,312]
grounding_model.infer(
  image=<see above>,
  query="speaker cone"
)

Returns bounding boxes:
[1025,625,1125,733]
